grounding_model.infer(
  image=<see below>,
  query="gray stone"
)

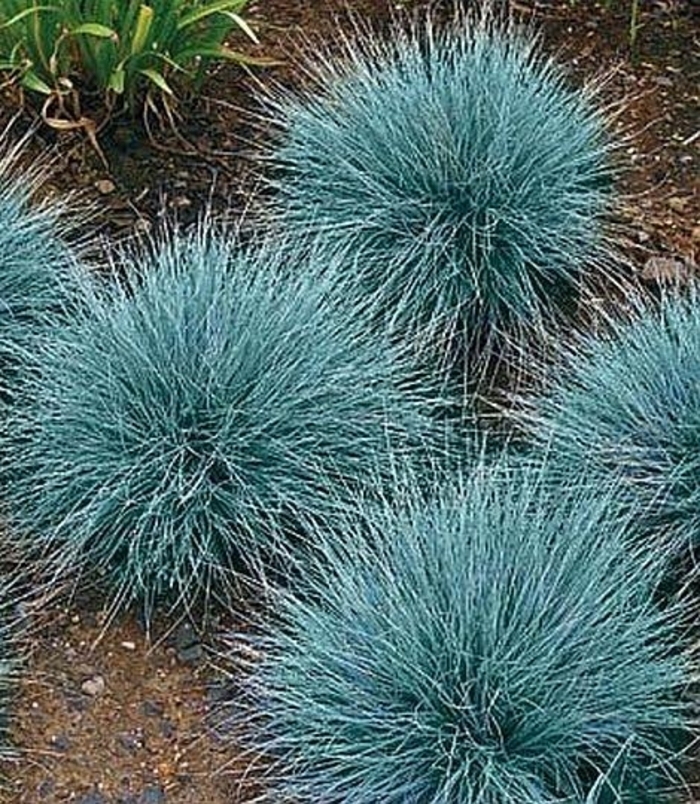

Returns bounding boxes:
[77,793,108,804]
[141,700,163,718]
[159,719,176,740]
[140,786,166,803]
[50,733,70,751]
[37,779,55,799]
[117,729,144,753]
[173,621,204,664]
[81,675,106,697]
[176,642,204,664]
[95,179,116,195]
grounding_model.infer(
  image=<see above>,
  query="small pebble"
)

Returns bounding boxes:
[177,642,204,664]
[159,719,176,740]
[134,217,153,235]
[77,793,108,804]
[173,622,197,650]
[81,675,106,697]
[141,700,164,718]
[140,786,166,803]
[117,730,144,754]
[121,640,137,651]
[50,733,70,751]
[169,195,192,209]
[37,779,55,798]
[95,179,116,195]
[668,196,686,213]
[173,621,204,664]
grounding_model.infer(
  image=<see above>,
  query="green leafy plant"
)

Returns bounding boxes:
[0,0,261,119]
[0,227,442,619]
[235,459,692,803]
[523,293,700,552]
[263,12,618,379]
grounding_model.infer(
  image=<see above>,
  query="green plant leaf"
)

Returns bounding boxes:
[222,12,258,44]
[177,0,248,30]
[130,4,153,56]
[108,68,125,94]
[0,0,267,117]
[70,23,117,40]
[139,67,173,95]
[177,45,280,67]
[0,6,59,30]
[218,47,282,66]
[20,70,53,94]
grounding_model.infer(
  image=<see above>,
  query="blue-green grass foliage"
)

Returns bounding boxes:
[0,228,442,616]
[0,638,14,764]
[236,460,691,803]
[0,569,28,768]
[0,136,85,396]
[524,292,700,551]
[264,12,617,360]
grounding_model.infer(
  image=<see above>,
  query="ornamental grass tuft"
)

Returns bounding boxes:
[523,292,700,551]
[0,136,86,396]
[263,12,619,369]
[0,228,441,617]
[235,460,691,803]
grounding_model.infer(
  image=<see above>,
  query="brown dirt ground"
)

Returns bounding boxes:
[0,1,698,802]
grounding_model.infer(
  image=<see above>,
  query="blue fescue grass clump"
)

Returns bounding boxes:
[0,227,442,617]
[264,12,618,360]
[523,292,700,551]
[235,460,692,803]
[0,136,86,395]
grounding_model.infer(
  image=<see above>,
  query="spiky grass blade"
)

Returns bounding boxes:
[234,461,692,803]
[523,293,700,551]
[0,622,16,767]
[0,558,32,771]
[0,227,442,618]
[263,12,619,374]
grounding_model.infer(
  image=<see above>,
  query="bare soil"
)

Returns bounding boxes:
[0,1,698,802]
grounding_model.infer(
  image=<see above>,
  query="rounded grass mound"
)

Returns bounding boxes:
[266,13,617,359]
[237,462,690,803]
[0,229,440,615]
[0,138,86,394]
[525,294,700,550]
